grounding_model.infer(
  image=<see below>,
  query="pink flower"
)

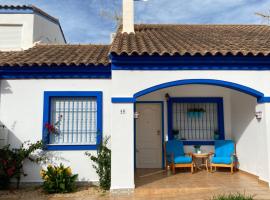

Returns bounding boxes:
[45,122,58,134]
[7,166,15,177]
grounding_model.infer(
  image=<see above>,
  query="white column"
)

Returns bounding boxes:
[110,102,135,190]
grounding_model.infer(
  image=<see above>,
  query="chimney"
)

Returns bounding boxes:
[122,0,134,33]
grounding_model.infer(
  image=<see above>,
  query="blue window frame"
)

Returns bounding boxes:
[168,97,224,145]
[43,91,102,150]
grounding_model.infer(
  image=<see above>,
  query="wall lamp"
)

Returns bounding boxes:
[165,93,170,101]
[255,111,262,120]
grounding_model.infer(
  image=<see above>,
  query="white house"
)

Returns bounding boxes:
[0,5,66,51]
[1,0,270,191]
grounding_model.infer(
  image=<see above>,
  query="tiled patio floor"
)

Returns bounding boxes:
[132,169,270,200]
[1,169,270,200]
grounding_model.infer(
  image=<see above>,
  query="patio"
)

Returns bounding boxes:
[132,169,270,200]
[1,169,270,200]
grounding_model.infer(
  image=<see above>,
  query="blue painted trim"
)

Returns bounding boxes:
[134,101,165,168]
[43,91,103,151]
[133,79,264,100]
[258,97,270,103]
[111,55,270,70]
[167,97,225,145]
[111,97,136,103]
[46,145,99,151]
[182,140,215,145]
[0,66,111,79]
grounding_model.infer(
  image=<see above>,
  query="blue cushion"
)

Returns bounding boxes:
[168,155,192,164]
[215,140,235,157]
[212,156,232,164]
[166,140,184,157]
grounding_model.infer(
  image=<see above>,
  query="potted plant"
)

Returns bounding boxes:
[214,130,219,140]
[187,108,206,118]
[172,129,179,139]
[194,145,201,154]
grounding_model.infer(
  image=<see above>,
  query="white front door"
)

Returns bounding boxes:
[136,103,162,168]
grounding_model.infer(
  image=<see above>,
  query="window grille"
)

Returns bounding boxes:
[49,97,97,145]
[172,102,219,141]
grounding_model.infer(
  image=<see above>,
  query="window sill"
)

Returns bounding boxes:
[45,144,98,151]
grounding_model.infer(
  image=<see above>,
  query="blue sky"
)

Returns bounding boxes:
[1,0,270,44]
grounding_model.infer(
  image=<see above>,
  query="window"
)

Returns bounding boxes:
[168,97,224,145]
[0,25,22,50]
[43,92,102,150]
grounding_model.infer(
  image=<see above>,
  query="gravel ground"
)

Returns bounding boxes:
[0,185,113,200]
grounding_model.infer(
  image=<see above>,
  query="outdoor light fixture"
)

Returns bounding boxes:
[255,111,262,120]
[165,93,170,101]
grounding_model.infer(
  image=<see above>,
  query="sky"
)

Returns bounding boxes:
[1,0,270,44]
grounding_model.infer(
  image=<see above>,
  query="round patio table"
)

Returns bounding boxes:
[192,153,210,171]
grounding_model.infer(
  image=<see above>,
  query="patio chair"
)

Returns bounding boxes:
[164,140,194,174]
[209,140,236,174]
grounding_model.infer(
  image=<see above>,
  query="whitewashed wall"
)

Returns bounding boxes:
[0,14,34,50]
[231,91,269,182]
[0,79,111,182]
[111,70,270,189]
[1,70,270,188]
[112,71,270,96]
[33,14,65,44]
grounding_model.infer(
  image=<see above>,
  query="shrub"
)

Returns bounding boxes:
[85,136,111,190]
[41,163,78,193]
[0,140,43,190]
[211,193,254,200]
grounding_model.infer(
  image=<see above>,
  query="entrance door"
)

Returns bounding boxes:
[136,103,162,168]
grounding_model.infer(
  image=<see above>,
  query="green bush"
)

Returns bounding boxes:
[40,163,78,193]
[0,140,43,190]
[85,136,111,190]
[211,193,254,200]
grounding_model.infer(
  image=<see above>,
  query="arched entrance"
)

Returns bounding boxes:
[133,79,267,187]
[134,79,264,100]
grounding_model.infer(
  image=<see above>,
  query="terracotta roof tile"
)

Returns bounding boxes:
[111,24,270,56]
[0,44,111,67]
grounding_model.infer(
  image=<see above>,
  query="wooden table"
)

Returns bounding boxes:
[192,153,210,171]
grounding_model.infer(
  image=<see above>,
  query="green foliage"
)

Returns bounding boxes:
[0,140,43,190]
[211,193,254,200]
[85,136,111,190]
[41,163,78,193]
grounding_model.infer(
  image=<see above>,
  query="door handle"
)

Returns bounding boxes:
[157,130,161,136]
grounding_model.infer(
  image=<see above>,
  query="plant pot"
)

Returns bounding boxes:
[214,134,219,140]
[194,148,201,154]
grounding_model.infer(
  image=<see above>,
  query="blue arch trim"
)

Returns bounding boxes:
[133,79,264,100]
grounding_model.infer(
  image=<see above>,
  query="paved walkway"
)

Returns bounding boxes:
[1,169,270,199]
